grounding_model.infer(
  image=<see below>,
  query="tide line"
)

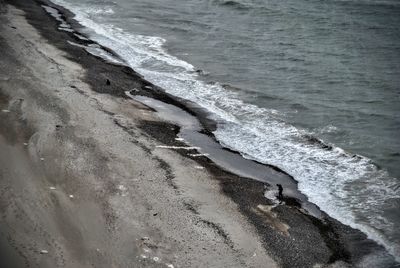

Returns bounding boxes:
[156,145,200,150]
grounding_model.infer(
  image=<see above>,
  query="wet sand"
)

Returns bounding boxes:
[0,0,396,267]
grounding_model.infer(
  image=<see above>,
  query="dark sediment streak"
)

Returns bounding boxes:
[3,0,397,267]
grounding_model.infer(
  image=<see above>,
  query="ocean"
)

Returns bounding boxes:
[49,0,400,264]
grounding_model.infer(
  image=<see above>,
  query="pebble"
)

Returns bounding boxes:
[1,109,10,113]
[49,187,56,190]
[69,194,74,199]
[40,250,48,254]
[23,143,28,146]
[166,264,174,268]
[40,158,45,161]
[117,184,126,191]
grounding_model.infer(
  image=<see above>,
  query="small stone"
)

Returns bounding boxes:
[69,194,74,199]
[117,185,126,191]
[23,143,28,146]
[140,254,147,259]
[1,109,10,113]
[40,250,48,254]
[49,187,56,190]
[153,213,158,216]
[166,264,174,268]
[144,85,152,90]
[106,79,111,85]
[40,158,45,161]
[153,257,159,262]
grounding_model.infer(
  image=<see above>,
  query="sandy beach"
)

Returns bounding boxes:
[0,0,396,267]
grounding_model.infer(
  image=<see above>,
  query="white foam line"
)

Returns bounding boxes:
[156,145,200,150]
[67,40,86,48]
[188,153,209,157]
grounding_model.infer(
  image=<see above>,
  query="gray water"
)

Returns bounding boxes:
[51,0,400,263]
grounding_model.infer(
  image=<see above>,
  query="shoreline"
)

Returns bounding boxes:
[35,0,326,217]
[1,0,398,267]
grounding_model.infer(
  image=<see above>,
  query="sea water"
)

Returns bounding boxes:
[49,0,400,264]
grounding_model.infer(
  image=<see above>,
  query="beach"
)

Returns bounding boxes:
[0,0,397,267]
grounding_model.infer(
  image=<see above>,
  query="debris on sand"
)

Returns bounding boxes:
[166,264,174,268]
[153,257,160,262]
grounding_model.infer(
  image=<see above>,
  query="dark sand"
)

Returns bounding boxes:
[0,0,397,267]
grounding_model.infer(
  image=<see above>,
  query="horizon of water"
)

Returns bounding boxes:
[49,0,399,264]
